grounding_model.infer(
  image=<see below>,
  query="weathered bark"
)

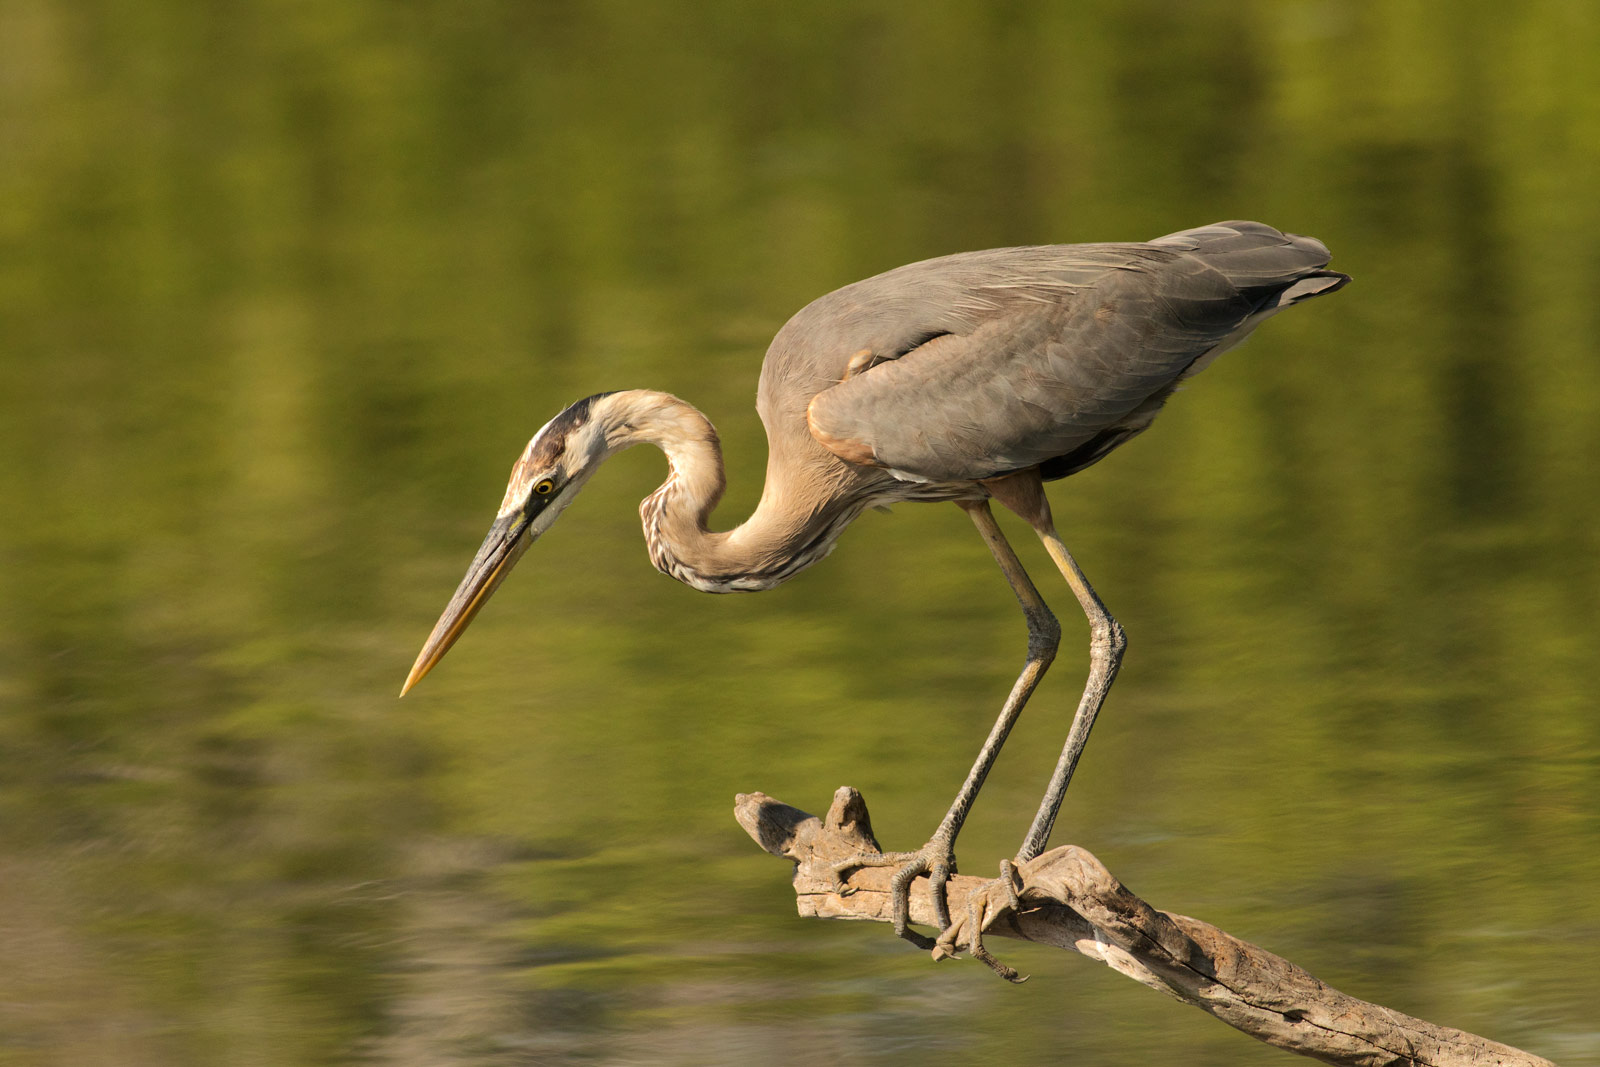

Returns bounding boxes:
[735,788,1556,1067]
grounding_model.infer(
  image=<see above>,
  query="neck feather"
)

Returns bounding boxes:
[594,390,862,593]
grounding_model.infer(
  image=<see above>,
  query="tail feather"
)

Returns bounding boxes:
[1272,269,1351,309]
[1150,220,1349,310]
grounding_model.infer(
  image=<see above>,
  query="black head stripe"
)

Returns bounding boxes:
[526,391,619,469]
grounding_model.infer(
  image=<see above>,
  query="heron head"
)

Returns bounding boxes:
[400,391,620,696]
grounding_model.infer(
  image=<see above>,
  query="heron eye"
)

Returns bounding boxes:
[533,479,555,496]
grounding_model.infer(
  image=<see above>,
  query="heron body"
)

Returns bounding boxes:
[403,220,1348,974]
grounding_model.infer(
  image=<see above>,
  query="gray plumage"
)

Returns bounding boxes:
[794,220,1346,482]
[403,220,1348,976]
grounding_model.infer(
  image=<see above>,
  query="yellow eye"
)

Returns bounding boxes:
[533,479,555,496]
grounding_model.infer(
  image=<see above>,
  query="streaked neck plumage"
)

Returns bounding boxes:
[594,390,868,593]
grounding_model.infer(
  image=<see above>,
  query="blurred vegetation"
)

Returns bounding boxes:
[1,0,1597,1064]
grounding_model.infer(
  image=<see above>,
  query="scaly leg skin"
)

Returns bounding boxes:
[834,499,1060,949]
[935,475,1126,982]
[1015,517,1125,861]
[934,858,1027,981]
[830,842,956,950]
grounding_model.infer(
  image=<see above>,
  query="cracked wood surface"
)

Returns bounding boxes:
[734,787,1556,1067]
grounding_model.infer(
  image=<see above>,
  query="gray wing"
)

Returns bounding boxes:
[798,221,1347,483]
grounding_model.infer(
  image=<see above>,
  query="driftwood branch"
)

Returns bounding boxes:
[735,787,1555,1067]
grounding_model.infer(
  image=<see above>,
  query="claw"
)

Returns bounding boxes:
[970,891,1027,984]
[998,857,1023,910]
[931,859,1031,983]
[887,852,925,934]
[888,847,951,945]
[828,849,911,896]
[927,854,955,930]
[828,855,873,896]
[828,838,957,946]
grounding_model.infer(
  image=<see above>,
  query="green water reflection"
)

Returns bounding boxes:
[2,1,1597,1064]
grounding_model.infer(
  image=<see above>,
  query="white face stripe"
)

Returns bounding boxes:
[497,414,563,518]
[497,391,688,520]
[496,415,613,521]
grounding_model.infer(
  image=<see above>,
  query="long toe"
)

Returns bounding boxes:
[826,836,958,951]
[933,860,1030,982]
[884,839,957,947]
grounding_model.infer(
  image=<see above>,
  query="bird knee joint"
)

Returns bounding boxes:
[1093,618,1127,656]
[1028,613,1061,658]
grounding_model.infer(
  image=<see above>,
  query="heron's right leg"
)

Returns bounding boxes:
[838,499,1060,946]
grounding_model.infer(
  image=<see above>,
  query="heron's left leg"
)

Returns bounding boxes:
[838,499,1060,947]
[1014,517,1125,862]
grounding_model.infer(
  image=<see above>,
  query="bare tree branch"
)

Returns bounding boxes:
[735,788,1556,1067]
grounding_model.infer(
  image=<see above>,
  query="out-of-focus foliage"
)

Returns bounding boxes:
[1,1,1596,1064]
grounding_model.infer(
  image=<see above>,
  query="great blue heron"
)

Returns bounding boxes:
[402,220,1348,972]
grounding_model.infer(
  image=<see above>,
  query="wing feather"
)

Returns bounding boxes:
[784,222,1346,483]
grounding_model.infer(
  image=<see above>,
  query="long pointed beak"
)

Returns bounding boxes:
[401,510,533,696]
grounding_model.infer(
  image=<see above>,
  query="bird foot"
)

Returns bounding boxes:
[831,838,958,950]
[933,858,1031,983]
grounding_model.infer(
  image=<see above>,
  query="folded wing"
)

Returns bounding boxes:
[803,221,1347,483]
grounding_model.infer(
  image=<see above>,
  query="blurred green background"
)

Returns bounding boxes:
[2,1,1597,1064]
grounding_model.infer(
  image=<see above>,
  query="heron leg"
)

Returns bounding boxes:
[1015,517,1126,861]
[842,499,1061,946]
[927,474,1124,981]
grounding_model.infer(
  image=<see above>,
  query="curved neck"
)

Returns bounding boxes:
[598,390,860,593]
